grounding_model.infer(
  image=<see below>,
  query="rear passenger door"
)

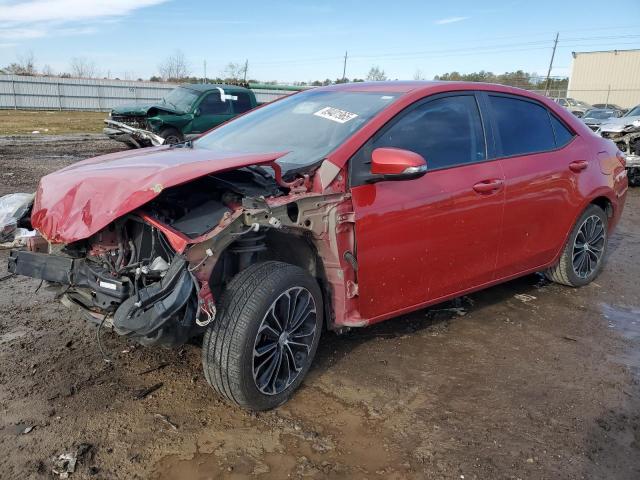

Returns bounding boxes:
[485,93,582,278]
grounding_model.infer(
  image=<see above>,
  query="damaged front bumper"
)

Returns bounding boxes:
[8,250,196,346]
[600,125,640,186]
[103,119,165,148]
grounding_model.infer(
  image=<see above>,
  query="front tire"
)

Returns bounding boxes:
[545,204,608,287]
[159,127,183,145]
[202,262,323,410]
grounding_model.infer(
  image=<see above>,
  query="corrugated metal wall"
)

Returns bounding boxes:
[567,49,640,108]
[0,75,294,111]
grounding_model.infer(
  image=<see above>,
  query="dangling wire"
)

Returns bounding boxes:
[97,312,113,364]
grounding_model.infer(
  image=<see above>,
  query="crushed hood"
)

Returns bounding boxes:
[31,146,286,243]
[111,102,181,116]
[600,115,640,132]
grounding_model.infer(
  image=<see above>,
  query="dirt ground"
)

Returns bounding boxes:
[0,134,639,480]
[0,111,106,136]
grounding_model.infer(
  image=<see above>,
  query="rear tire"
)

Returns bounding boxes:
[545,204,608,287]
[159,127,183,145]
[202,262,323,410]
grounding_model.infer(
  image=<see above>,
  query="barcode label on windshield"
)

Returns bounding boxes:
[314,107,358,124]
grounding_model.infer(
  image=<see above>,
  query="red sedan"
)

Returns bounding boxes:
[9,81,628,410]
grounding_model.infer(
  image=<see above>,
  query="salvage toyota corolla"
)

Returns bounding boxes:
[8,82,628,410]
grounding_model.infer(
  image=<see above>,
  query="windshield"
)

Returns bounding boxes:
[585,109,615,119]
[625,105,640,117]
[162,87,198,112]
[195,90,399,171]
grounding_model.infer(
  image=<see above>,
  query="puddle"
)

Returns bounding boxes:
[600,303,640,373]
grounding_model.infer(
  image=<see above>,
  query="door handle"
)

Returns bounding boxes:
[473,179,504,194]
[569,160,588,172]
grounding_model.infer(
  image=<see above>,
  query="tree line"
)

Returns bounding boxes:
[1,51,567,91]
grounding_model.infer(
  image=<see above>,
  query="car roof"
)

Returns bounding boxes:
[314,80,556,101]
[180,83,251,93]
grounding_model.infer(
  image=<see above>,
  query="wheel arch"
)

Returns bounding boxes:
[261,230,334,331]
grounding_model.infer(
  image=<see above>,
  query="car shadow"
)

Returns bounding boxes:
[312,272,550,372]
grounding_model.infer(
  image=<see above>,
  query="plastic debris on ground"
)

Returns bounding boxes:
[0,192,35,246]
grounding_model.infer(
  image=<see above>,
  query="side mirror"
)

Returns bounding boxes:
[194,108,201,117]
[370,147,427,181]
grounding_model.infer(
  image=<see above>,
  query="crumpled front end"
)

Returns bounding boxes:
[103,119,165,148]
[600,120,640,186]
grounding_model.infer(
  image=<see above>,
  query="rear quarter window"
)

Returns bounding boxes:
[489,95,556,156]
[549,114,575,147]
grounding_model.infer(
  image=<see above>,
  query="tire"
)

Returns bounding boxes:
[202,261,323,410]
[545,204,608,287]
[159,127,183,145]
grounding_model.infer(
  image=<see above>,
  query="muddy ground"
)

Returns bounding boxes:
[0,134,639,479]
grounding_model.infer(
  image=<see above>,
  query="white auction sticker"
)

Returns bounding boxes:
[99,281,117,290]
[314,106,358,124]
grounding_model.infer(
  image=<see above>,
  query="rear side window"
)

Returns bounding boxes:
[233,92,253,114]
[549,114,574,147]
[490,95,555,156]
[372,95,486,170]
[199,92,231,115]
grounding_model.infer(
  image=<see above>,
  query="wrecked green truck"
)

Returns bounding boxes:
[104,84,261,148]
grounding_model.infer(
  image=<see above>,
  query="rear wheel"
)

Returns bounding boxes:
[159,127,183,145]
[202,262,322,410]
[545,204,608,287]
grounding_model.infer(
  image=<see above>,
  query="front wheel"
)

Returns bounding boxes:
[159,127,183,145]
[545,204,608,287]
[202,262,323,410]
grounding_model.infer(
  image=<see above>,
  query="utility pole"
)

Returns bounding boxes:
[203,60,207,83]
[544,32,559,96]
[243,59,248,82]
[342,51,348,82]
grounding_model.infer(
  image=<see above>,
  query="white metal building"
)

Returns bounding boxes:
[567,49,640,108]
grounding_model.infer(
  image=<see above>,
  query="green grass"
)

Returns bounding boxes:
[0,110,107,135]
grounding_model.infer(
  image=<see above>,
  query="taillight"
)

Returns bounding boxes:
[616,151,627,167]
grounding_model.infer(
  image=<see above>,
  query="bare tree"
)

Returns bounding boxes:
[223,61,248,81]
[41,64,55,77]
[366,66,387,81]
[4,50,37,75]
[413,69,425,81]
[69,57,98,78]
[158,50,191,80]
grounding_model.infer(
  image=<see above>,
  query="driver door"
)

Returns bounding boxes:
[350,93,505,321]
[191,91,235,134]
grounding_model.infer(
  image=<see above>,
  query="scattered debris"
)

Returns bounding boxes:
[562,335,578,342]
[138,362,169,375]
[52,453,76,478]
[154,413,178,430]
[134,382,163,400]
[52,443,94,478]
[0,192,34,243]
[0,272,16,282]
[514,293,537,303]
[22,425,34,434]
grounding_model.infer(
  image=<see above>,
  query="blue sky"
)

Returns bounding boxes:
[1,0,639,83]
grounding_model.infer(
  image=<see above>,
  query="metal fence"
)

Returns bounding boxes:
[0,75,297,111]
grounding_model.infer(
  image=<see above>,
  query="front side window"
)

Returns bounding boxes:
[371,95,486,170]
[489,95,556,156]
[199,92,231,115]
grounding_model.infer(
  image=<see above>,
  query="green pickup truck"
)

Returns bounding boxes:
[104,84,262,148]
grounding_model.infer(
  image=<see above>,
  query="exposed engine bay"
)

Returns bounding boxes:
[8,163,357,347]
